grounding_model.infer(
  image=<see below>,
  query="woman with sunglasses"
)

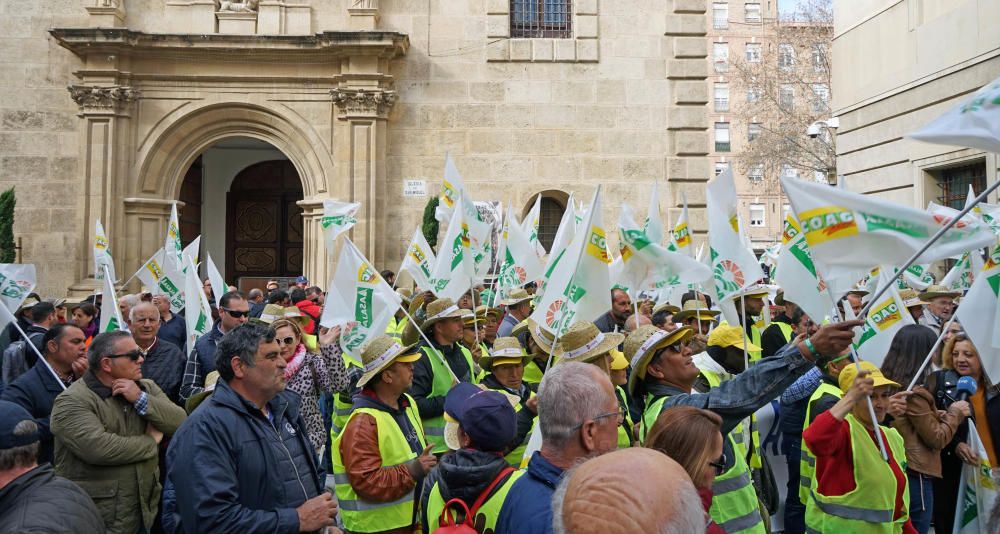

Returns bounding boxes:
[269,318,350,458]
[644,406,727,534]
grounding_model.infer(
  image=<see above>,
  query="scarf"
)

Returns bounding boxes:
[284,343,307,381]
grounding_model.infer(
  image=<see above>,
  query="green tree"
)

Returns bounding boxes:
[0,187,16,262]
[422,196,439,252]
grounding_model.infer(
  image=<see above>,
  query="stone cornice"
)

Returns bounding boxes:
[49,28,409,61]
[68,84,140,112]
[330,87,397,119]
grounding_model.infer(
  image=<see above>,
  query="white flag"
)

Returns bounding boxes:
[165,204,183,269]
[99,266,126,333]
[435,154,465,222]
[182,236,201,269]
[852,268,915,367]
[497,209,546,295]
[320,239,402,359]
[321,200,360,250]
[429,196,476,300]
[183,256,213,355]
[908,75,1000,154]
[0,264,36,315]
[94,220,116,283]
[206,252,227,308]
[529,187,611,337]
[400,228,437,291]
[782,176,996,280]
[667,193,694,257]
[942,252,983,292]
[521,194,546,256]
[899,264,935,291]
[535,195,578,301]
[618,204,712,293]
[953,422,998,534]
[955,243,1000,383]
[708,170,765,324]
[644,181,665,246]
[775,216,833,323]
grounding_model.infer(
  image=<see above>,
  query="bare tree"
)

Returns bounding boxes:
[730,0,834,192]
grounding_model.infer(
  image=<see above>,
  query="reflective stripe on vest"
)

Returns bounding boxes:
[421,345,478,454]
[700,369,756,466]
[331,394,426,533]
[425,470,525,533]
[804,414,909,533]
[798,382,842,504]
[749,325,762,362]
[615,385,634,449]
[709,434,765,533]
[329,359,364,439]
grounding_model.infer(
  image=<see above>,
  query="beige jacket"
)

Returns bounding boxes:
[890,386,964,478]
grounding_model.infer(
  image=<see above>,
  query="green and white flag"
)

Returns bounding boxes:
[164,203,183,269]
[618,203,711,294]
[521,193,546,256]
[908,75,1000,154]
[133,248,184,313]
[775,216,833,324]
[900,264,935,290]
[530,187,611,337]
[99,266,126,333]
[953,422,998,534]
[497,208,545,296]
[183,256,212,355]
[0,264,36,315]
[182,236,201,270]
[320,238,402,359]
[434,153,465,222]
[535,195,577,301]
[321,200,360,250]
[853,268,914,367]
[955,243,1000,382]
[94,220,116,283]
[782,176,996,280]
[644,181,665,247]
[942,252,983,292]
[206,252,227,308]
[429,195,481,300]
[666,193,694,257]
[708,169,765,325]
[400,227,437,291]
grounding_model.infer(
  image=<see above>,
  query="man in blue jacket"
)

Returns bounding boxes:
[167,322,339,533]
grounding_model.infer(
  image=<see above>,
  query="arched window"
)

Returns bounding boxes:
[537,197,565,252]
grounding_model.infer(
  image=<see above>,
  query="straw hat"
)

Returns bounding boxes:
[730,283,769,300]
[475,305,502,320]
[624,325,695,396]
[421,298,472,332]
[16,296,40,313]
[553,321,625,364]
[898,288,927,309]
[500,288,533,307]
[396,288,413,306]
[652,302,680,315]
[355,335,422,388]
[526,318,556,355]
[257,304,310,329]
[918,284,961,301]
[673,300,721,322]
[480,337,531,370]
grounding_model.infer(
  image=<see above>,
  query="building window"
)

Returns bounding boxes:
[812,44,827,72]
[749,165,764,182]
[715,161,730,176]
[779,85,794,111]
[781,164,799,179]
[714,83,730,112]
[783,203,792,220]
[744,2,761,23]
[537,196,567,251]
[511,0,573,39]
[748,122,762,142]
[713,2,729,29]
[745,43,762,63]
[749,203,766,226]
[814,169,828,183]
[811,84,830,113]
[937,162,987,210]
[778,43,795,69]
[715,122,731,152]
[713,42,729,73]
[746,85,761,103]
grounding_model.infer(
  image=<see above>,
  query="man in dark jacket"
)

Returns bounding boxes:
[2,301,57,385]
[592,288,631,333]
[1,324,88,464]
[0,401,104,533]
[154,294,187,353]
[167,323,339,534]
[179,291,248,402]
[130,302,187,405]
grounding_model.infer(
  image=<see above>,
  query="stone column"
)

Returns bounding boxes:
[296,199,332,289]
[67,85,139,295]
[330,86,395,267]
[120,198,178,292]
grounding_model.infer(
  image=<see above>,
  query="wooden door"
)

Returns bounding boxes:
[226,160,303,283]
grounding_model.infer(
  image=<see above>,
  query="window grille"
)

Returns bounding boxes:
[714,83,730,112]
[537,196,565,251]
[713,3,729,29]
[745,3,761,23]
[778,43,795,69]
[938,162,986,210]
[511,0,573,39]
[749,165,764,182]
[779,85,794,111]
[745,43,762,62]
[715,122,731,152]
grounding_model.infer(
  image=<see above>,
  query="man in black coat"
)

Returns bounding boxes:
[130,302,187,406]
[1,324,88,464]
[0,400,103,533]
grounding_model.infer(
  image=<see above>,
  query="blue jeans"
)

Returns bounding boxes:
[781,433,806,534]
[908,470,933,534]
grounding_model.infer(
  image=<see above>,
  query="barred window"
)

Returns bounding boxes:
[938,162,986,210]
[715,122,731,152]
[713,42,730,73]
[745,43,762,62]
[779,85,794,111]
[714,83,730,112]
[749,165,764,182]
[713,2,729,29]
[745,2,761,23]
[511,0,573,38]
[778,43,795,69]
[537,197,566,251]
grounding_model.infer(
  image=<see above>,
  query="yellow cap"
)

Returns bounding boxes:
[610,349,629,371]
[838,360,899,392]
[707,325,762,352]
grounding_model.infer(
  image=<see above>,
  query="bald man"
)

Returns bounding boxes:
[623,313,651,335]
[551,448,704,534]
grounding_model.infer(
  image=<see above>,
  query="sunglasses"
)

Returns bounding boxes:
[569,411,622,432]
[708,454,727,476]
[107,349,143,362]
[222,308,249,318]
[275,336,297,346]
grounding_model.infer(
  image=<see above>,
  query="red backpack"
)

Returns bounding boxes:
[433,467,515,534]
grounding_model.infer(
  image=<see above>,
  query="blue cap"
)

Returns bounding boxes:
[444,383,516,452]
[295,275,309,284]
[0,401,40,449]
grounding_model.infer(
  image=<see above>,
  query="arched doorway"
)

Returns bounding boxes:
[523,190,569,252]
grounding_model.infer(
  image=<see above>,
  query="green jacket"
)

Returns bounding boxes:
[50,372,186,534]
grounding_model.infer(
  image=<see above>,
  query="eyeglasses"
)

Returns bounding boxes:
[222,308,249,319]
[570,411,621,432]
[276,336,297,346]
[106,349,143,361]
[708,454,727,476]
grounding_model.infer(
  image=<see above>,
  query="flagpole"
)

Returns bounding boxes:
[398,305,460,383]
[630,289,640,324]
[859,178,1000,318]
[905,315,957,391]
[739,294,750,372]
[8,317,67,392]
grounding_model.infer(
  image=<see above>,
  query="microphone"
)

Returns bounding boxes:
[956,376,978,403]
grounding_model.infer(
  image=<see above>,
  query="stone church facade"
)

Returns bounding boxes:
[1,0,713,296]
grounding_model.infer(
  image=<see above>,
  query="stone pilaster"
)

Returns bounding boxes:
[296,200,332,291]
[348,0,379,31]
[83,0,126,28]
